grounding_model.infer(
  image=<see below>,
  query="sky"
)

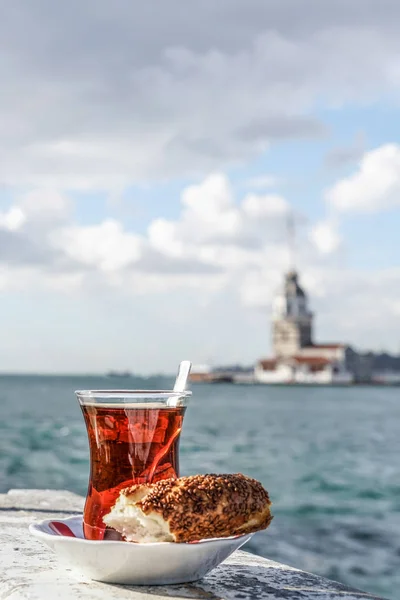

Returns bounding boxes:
[0,0,400,374]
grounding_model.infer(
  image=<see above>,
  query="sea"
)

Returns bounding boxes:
[0,375,399,600]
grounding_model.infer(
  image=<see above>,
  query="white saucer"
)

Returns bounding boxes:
[29,515,253,585]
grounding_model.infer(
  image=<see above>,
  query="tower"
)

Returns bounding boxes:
[272,270,313,357]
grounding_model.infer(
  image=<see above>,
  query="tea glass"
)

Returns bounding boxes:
[76,389,191,540]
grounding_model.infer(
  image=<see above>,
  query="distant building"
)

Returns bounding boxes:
[346,350,400,384]
[189,364,235,383]
[255,270,353,384]
[192,269,400,386]
[272,270,313,356]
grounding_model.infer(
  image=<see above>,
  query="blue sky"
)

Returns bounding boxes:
[0,0,399,372]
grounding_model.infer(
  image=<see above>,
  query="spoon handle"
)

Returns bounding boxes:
[173,360,192,392]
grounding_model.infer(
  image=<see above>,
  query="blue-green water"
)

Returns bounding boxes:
[0,375,399,599]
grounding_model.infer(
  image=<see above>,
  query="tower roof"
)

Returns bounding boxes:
[284,270,306,298]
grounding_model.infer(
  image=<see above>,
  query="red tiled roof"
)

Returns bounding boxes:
[258,356,332,371]
[291,355,333,372]
[292,356,331,366]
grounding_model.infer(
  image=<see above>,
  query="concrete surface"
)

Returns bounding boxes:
[0,489,385,599]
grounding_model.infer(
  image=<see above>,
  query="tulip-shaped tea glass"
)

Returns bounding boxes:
[76,389,191,540]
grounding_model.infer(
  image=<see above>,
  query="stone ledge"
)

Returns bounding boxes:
[0,489,385,600]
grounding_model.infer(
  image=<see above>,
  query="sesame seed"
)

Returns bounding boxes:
[121,473,273,543]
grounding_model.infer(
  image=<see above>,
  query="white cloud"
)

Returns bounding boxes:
[148,175,289,279]
[0,3,399,371]
[179,174,242,242]
[327,144,400,213]
[18,189,71,223]
[147,220,184,259]
[0,176,396,360]
[0,174,292,305]
[0,172,398,369]
[0,207,26,231]
[309,219,342,254]
[52,220,143,272]
[0,3,399,189]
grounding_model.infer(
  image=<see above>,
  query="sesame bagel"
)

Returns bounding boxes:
[103,473,273,543]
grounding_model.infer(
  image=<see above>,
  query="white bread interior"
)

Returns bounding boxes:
[103,487,174,543]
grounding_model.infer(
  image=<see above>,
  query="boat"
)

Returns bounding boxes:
[189,365,234,383]
[106,370,133,378]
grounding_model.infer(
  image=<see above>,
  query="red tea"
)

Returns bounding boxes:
[81,403,186,540]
